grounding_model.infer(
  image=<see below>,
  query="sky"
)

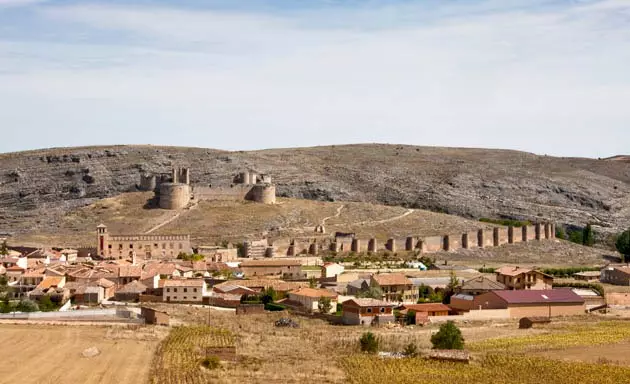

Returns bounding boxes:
[0,0,629,157]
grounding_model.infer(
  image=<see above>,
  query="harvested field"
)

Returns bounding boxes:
[0,324,162,384]
[535,342,630,366]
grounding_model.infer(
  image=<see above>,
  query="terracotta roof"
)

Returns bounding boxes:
[117,280,148,293]
[491,289,585,304]
[461,276,505,291]
[214,279,307,292]
[289,287,337,299]
[402,303,451,313]
[37,276,64,290]
[213,284,256,294]
[372,273,412,286]
[344,298,394,308]
[496,266,533,277]
[163,279,205,288]
[192,261,207,271]
[97,278,115,288]
[118,265,142,278]
[5,266,25,272]
[240,259,302,267]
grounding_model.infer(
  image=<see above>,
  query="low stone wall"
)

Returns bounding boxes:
[140,294,163,303]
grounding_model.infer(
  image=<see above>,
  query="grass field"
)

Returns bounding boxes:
[0,324,162,384]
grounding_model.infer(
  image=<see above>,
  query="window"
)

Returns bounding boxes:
[183,288,187,293]
[130,244,133,249]
[184,297,187,300]
[380,307,385,313]
[154,243,158,248]
[174,288,178,293]
[166,288,170,292]
[367,308,372,313]
[193,288,197,293]
[119,244,123,250]
[108,245,112,249]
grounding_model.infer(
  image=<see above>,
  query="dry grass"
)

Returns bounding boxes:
[0,324,162,384]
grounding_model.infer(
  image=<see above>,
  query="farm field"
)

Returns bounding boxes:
[0,324,162,384]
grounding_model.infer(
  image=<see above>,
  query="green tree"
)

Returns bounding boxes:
[359,332,379,354]
[405,310,416,325]
[582,224,595,247]
[616,229,630,263]
[260,287,277,305]
[38,296,58,312]
[430,321,465,350]
[318,296,332,313]
[357,287,383,300]
[308,277,317,289]
[17,299,39,313]
[555,226,567,240]
[402,343,419,357]
[568,230,583,245]
[0,240,8,256]
[0,275,8,299]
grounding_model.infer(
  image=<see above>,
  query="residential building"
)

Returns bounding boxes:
[163,279,206,303]
[459,276,505,295]
[574,271,601,282]
[370,273,417,303]
[239,260,304,279]
[114,281,148,302]
[321,263,344,278]
[141,307,170,326]
[287,287,338,313]
[495,266,553,290]
[472,289,585,317]
[346,278,370,296]
[342,298,395,326]
[449,293,475,312]
[600,266,630,286]
[400,303,451,324]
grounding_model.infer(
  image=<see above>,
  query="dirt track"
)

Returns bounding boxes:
[0,324,159,384]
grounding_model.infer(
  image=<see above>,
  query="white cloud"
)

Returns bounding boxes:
[1,0,629,156]
[0,0,44,7]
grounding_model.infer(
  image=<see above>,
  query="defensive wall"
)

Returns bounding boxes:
[267,222,556,257]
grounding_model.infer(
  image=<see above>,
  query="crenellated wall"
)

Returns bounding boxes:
[269,223,557,257]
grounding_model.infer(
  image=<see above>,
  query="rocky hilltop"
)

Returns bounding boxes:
[0,144,629,236]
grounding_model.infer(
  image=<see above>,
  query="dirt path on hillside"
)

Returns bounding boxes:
[321,204,345,226]
[351,208,415,226]
[144,200,199,234]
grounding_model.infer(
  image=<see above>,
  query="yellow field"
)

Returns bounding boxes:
[341,354,630,384]
[0,324,161,384]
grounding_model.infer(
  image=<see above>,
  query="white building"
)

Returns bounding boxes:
[162,279,207,303]
[321,262,345,278]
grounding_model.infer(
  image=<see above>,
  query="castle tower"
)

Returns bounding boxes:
[97,224,109,257]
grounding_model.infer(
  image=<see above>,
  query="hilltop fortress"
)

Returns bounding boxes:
[138,168,276,210]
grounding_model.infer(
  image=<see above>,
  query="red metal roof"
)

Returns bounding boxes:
[402,303,451,313]
[492,289,584,304]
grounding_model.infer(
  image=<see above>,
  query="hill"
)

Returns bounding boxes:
[1,144,629,238]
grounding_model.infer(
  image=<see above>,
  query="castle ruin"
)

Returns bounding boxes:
[138,167,276,210]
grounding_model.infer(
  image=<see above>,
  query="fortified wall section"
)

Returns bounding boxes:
[268,223,556,257]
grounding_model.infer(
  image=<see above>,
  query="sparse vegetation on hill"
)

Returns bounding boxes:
[616,229,630,262]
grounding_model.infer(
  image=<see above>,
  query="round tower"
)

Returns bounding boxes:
[245,184,276,204]
[159,183,191,209]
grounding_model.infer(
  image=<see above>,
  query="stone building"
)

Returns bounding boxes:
[140,167,276,210]
[96,224,192,259]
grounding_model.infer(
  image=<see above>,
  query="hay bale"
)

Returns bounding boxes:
[519,317,551,329]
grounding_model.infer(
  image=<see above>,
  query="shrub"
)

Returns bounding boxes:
[405,310,416,325]
[478,267,496,273]
[201,356,221,370]
[431,321,464,350]
[264,303,286,312]
[318,296,332,314]
[16,299,39,313]
[542,267,600,278]
[582,224,595,246]
[359,332,380,354]
[616,229,630,262]
[402,343,419,357]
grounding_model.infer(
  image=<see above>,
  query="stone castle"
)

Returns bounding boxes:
[138,168,276,210]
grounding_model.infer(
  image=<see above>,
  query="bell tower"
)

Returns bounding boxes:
[97,224,109,257]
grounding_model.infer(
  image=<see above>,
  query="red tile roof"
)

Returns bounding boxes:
[492,289,584,304]
[372,273,412,286]
[289,287,337,299]
[241,259,302,267]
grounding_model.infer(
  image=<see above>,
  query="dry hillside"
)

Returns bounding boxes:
[1,144,629,238]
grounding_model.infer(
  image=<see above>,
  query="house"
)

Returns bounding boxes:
[29,276,69,304]
[495,266,553,290]
[574,271,601,282]
[163,279,206,303]
[197,245,238,262]
[410,277,465,291]
[213,284,257,296]
[213,279,308,294]
[141,307,170,325]
[321,263,344,278]
[370,273,417,303]
[459,276,505,295]
[400,303,451,324]
[118,265,143,285]
[239,260,304,279]
[97,278,116,299]
[449,293,475,312]
[342,298,396,326]
[115,280,148,302]
[346,278,370,296]
[287,287,338,313]
[600,266,630,286]
[472,289,585,317]
[74,285,104,305]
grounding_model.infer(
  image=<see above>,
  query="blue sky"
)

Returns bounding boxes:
[0,0,629,157]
